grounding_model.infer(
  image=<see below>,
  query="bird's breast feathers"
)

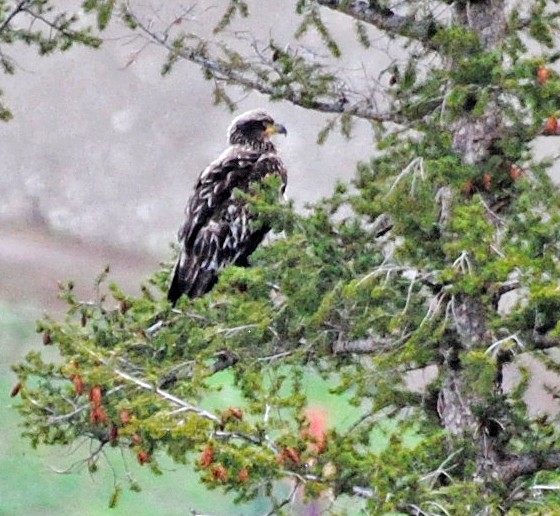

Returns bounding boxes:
[179,146,286,243]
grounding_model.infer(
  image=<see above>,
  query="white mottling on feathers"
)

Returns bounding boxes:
[168,111,288,302]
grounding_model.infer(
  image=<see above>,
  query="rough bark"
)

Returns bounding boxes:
[438,0,507,466]
[453,0,508,49]
[498,451,560,485]
[452,294,490,349]
[437,369,479,435]
[426,0,560,490]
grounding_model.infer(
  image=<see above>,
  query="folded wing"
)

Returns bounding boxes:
[168,147,287,303]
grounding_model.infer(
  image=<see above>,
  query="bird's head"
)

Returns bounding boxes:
[227,109,287,150]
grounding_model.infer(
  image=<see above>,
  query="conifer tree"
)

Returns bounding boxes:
[11,1,560,513]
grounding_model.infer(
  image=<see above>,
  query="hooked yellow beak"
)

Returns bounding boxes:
[264,122,287,136]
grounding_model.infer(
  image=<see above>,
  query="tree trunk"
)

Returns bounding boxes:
[438,0,509,475]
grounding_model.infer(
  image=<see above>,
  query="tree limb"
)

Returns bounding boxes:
[124,3,403,124]
[332,336,396,354]
[89,357,222,424]
[159,350,238,389]
[0,0,30,35]
[370,212,393,238]
[530,329,560,350]
[6,5,101,48]
[499,451,560,485]
[315,0,441,42]
[263,479,300,516]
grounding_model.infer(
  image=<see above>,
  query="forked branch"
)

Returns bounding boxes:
[123,2,404,124]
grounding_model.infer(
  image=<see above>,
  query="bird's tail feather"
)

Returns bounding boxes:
[167,257,184,305]
[167,252,218,304]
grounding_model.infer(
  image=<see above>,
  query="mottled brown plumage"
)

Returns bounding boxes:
[168,110,288,304]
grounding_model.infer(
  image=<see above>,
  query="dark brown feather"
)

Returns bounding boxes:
[168,112,287,304]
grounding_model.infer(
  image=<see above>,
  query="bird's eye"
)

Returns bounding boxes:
[243,120,267,131]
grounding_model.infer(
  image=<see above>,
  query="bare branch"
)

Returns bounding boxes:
[352,485,375,498]
[370,212,393,238]
[531,329,560,350]
[386,157,425,197]
[214,430,275,451]
[263,478,301,516]
[49,439,107,474]
[485,333,524,358]
[98,361,222,424]
[420,448,462,488]
[159,350,238,389]
[497,279,520,297]
[332,336,396,354]
[210,349,239,372]
[189,509,219,516]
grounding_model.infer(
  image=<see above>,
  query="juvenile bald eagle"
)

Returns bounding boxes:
[167,109,288,304]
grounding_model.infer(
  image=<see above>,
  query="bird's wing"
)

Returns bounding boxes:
[179,146,262,247]
[168,148,287,303]
[254,153,288,194]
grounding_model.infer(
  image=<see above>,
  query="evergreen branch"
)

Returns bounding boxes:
[332,335,402,354]
[315,0,441,43]
[47,386,126,425]
[20,7,99,45]
[89,355,222,424]
[89,354,280,452]
[159,350,238,389]
[124,4,402,124]
[115,369,221,422]
[0,0,30,35]
[214,430,277,452]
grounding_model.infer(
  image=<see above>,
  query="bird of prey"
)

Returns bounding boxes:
[167,109,288,304]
